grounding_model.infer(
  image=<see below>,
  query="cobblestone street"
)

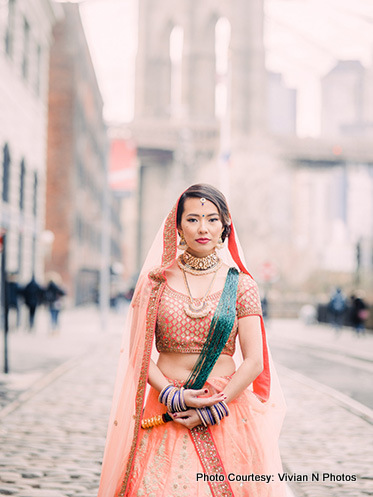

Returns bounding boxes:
[279,373,373,497]
[0,313,372,496]
[0,324,120,496]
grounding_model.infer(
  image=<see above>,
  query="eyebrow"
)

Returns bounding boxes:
[185,213,219,217]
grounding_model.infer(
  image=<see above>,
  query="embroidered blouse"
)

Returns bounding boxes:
[156,272,262,356]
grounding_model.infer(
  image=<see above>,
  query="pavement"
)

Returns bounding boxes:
[0,308,372,497]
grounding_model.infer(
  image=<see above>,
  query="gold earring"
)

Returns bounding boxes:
[216,235,224,250]
[178,233,187,250]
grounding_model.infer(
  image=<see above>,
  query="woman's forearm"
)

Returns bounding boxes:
[222,357,263,403]
[147,359,171,392]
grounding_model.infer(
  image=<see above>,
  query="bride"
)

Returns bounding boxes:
[98,184,286,497]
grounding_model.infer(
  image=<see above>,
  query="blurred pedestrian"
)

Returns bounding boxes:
[350,291,369,336]
[261,294,269,322]
[44,273,66,333]
[22,275,43,331]
[299,304,317,325]
[328,287,347,332]
[6,272,21,329]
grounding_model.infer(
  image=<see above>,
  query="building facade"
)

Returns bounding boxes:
[321,60,373,138]
[0,0,62,283]
[267,71,297,136]
[45,4,122,305]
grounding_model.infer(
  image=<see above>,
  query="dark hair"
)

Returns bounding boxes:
[176,184,231,241]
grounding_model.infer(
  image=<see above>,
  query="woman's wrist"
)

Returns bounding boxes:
[158,385,188,413]
[195,401,230,426]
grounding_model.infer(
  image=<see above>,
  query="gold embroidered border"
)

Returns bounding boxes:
[118,281,165,496]
[189,426,234,497]
[162,203,177,266]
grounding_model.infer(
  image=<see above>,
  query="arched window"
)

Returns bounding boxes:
[5,0,16,57]
[2,144,11,203]
[215,17,231,118]
[22,17,30,80]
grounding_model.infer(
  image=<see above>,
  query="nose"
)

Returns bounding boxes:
[198,220,208,233]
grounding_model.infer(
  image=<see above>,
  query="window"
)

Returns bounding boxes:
[2,144,11,203]
[31,234,36,275]
[22,17,30,80]
[5,0,16,58]
[35,44,42,95]
[17,233,23,273]
[19,159,25,210]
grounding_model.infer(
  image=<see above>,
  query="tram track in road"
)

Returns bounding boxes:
[278,363,373,425]
[0,341,108,421]
[270,335,373,410]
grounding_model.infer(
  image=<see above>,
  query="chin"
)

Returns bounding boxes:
[189,245,216,256]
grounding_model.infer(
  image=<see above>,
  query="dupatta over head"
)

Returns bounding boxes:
[97,188,285,497]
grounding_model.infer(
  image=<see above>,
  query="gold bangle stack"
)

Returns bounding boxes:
[141,414,166,429]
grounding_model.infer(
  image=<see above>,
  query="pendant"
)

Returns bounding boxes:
[184,301,211,319]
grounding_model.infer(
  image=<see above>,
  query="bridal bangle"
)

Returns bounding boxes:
[196,401,229,427]
[158,385,187,413]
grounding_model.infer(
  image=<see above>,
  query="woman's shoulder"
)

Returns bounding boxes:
[237,271,259,291]
[236,272,262,318]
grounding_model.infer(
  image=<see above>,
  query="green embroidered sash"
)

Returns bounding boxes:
[162,267,239,422]
[184,267,239,390]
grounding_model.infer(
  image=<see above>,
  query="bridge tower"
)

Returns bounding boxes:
[132,0,269,266]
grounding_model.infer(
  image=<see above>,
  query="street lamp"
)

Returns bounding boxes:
[1,229,9,373]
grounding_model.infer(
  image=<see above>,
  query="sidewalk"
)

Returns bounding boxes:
[0,304,126,412]
[267,318,373,363]
[0,316,121,497]
[0,315,372,496]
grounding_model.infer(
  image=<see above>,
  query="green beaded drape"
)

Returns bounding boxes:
[184,267,239,390]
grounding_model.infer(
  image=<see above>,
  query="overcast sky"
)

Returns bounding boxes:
[79,0,373,136]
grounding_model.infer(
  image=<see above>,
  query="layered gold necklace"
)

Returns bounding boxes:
[178,251,222,318]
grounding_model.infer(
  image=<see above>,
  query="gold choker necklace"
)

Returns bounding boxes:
[177,251,222,275]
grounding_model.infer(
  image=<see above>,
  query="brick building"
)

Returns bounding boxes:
[0,0,62,282]
[46,4,122,305]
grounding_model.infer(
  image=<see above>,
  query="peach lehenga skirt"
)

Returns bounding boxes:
[127,377,286,497]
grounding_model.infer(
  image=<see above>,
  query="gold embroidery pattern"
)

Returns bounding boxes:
[138,429,168,496]
[156,285,237,356]
[162,203,177,266]
[148,204,177,284]
[189,426,234,497]
[236,274,262,318]
[118,281,166,497]
[170,433,193,497]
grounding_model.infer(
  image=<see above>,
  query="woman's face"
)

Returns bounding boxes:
[179,197,224,257]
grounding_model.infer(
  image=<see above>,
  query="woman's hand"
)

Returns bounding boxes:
[172,409,202,430]
[183,388,226,408]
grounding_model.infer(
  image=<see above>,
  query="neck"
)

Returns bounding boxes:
[184,248,215,258]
